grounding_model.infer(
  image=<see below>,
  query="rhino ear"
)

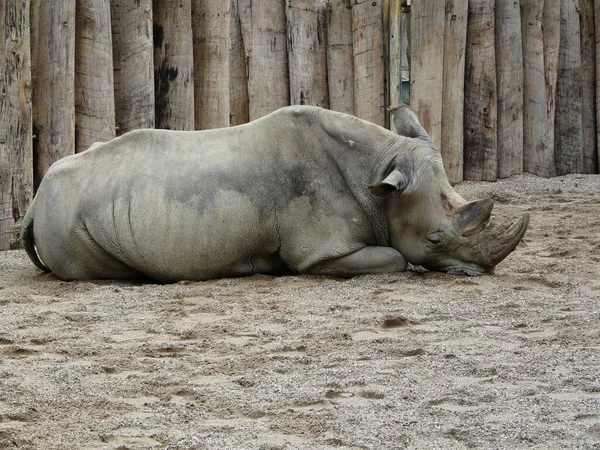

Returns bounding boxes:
[389,104,434,147]
[369,169,408,197]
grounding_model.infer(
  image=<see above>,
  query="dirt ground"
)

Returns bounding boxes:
[0,173,599,449]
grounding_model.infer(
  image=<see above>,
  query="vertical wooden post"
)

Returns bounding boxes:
[596,0,600,172]
[520,0,556,177]
[75,0,116,152]
[579,0,597,174]
[192,0,231,130]
[110,0,155,135]
[388,0,402,120]
[441,0,468,184]
[352,0,385,127]
[229,0,249,126]
[554,0,583,175]
[326,0,354,115]
[247,0,289,120]
[153,0,195,130]
[409,1,444,146]
[495,0,523,178]
[0,0,33,249]
[463,0,497,181]
[286,0,329,108]
[31,0,76,188]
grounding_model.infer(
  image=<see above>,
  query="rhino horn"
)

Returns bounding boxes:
[455,199,494,235]
[479,213,530,267]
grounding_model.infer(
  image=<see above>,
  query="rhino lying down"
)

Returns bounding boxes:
[21,105,528,282]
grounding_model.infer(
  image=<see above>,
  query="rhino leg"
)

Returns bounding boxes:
[42,227,146,281]
[306,246,407,277]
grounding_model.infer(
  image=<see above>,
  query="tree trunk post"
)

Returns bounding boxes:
[554,0,584,175]
[286,0,329,108]
[192,0,231,130]
[246,0,289,120]
[441,0,468,184]
[388,0,402,127]
[75,0,116,152]
[578,0,597,174]
[0,0,33,249]
[409,1,444,146]
[229,0,249,126]
[520,0,556,177]
[153,0,195,130]
[110,0,155,135]
[352,0,385,127]
[31,0,76,188]
[463,0,497,181]
[495,0,523,178]
[326,0,354,115]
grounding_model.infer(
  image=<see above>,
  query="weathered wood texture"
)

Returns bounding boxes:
[388,0,402,120]
[326,0,354,115]
[579,0,597,174]
[596,0,600,169]
[192,0,230,130]
[463,0,497,181]
[286,0,329,108]
[75,0,116,152]
[110,0,154,135]
[229,0,249,126]
[30,0,76,189]
[352,0,385,127]
[409,1,444,146]
[1,0,33,250]
[245,0,289,120]
[441,0,468,184]
[495,0,523,178]
[153,0,195,130]
[520,0,555,177]
[554,0,583,175]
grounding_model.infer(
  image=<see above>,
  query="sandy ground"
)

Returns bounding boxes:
[0,173,599,449]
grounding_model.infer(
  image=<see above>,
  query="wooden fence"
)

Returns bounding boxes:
[1,0,600,250]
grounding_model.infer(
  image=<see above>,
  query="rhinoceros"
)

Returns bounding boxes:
[21,105,528,282]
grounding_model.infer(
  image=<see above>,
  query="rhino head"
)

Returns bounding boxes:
[369,105,529,276]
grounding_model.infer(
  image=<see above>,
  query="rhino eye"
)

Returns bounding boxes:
[426,233,443,245]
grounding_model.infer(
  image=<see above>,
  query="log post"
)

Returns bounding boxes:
[520,0,557,177]
[463,0,497,181]
[192,0,231,130]
[286,0,329,108]
[110,0,155,135]
[554,0,583,175]
[495,0,523,178]
[388,0,402,128]
[596,0,600,171]
[0,0,33,249]
[30,0,76,188]
[75,0,116,152]
[352,0,385,127]
[409,1,444,146]
[229,0,249,126]
[246,0,289,120]
[579,0,597,174]
[441,0,468,184]
[153,0,195,130]
[326,0,354,115]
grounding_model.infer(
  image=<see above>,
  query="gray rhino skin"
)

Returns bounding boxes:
[21,105,528,282]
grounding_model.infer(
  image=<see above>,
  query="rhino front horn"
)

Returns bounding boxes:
[481,213,530,267]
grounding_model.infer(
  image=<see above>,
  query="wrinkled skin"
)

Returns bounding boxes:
[21,105,528,282]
